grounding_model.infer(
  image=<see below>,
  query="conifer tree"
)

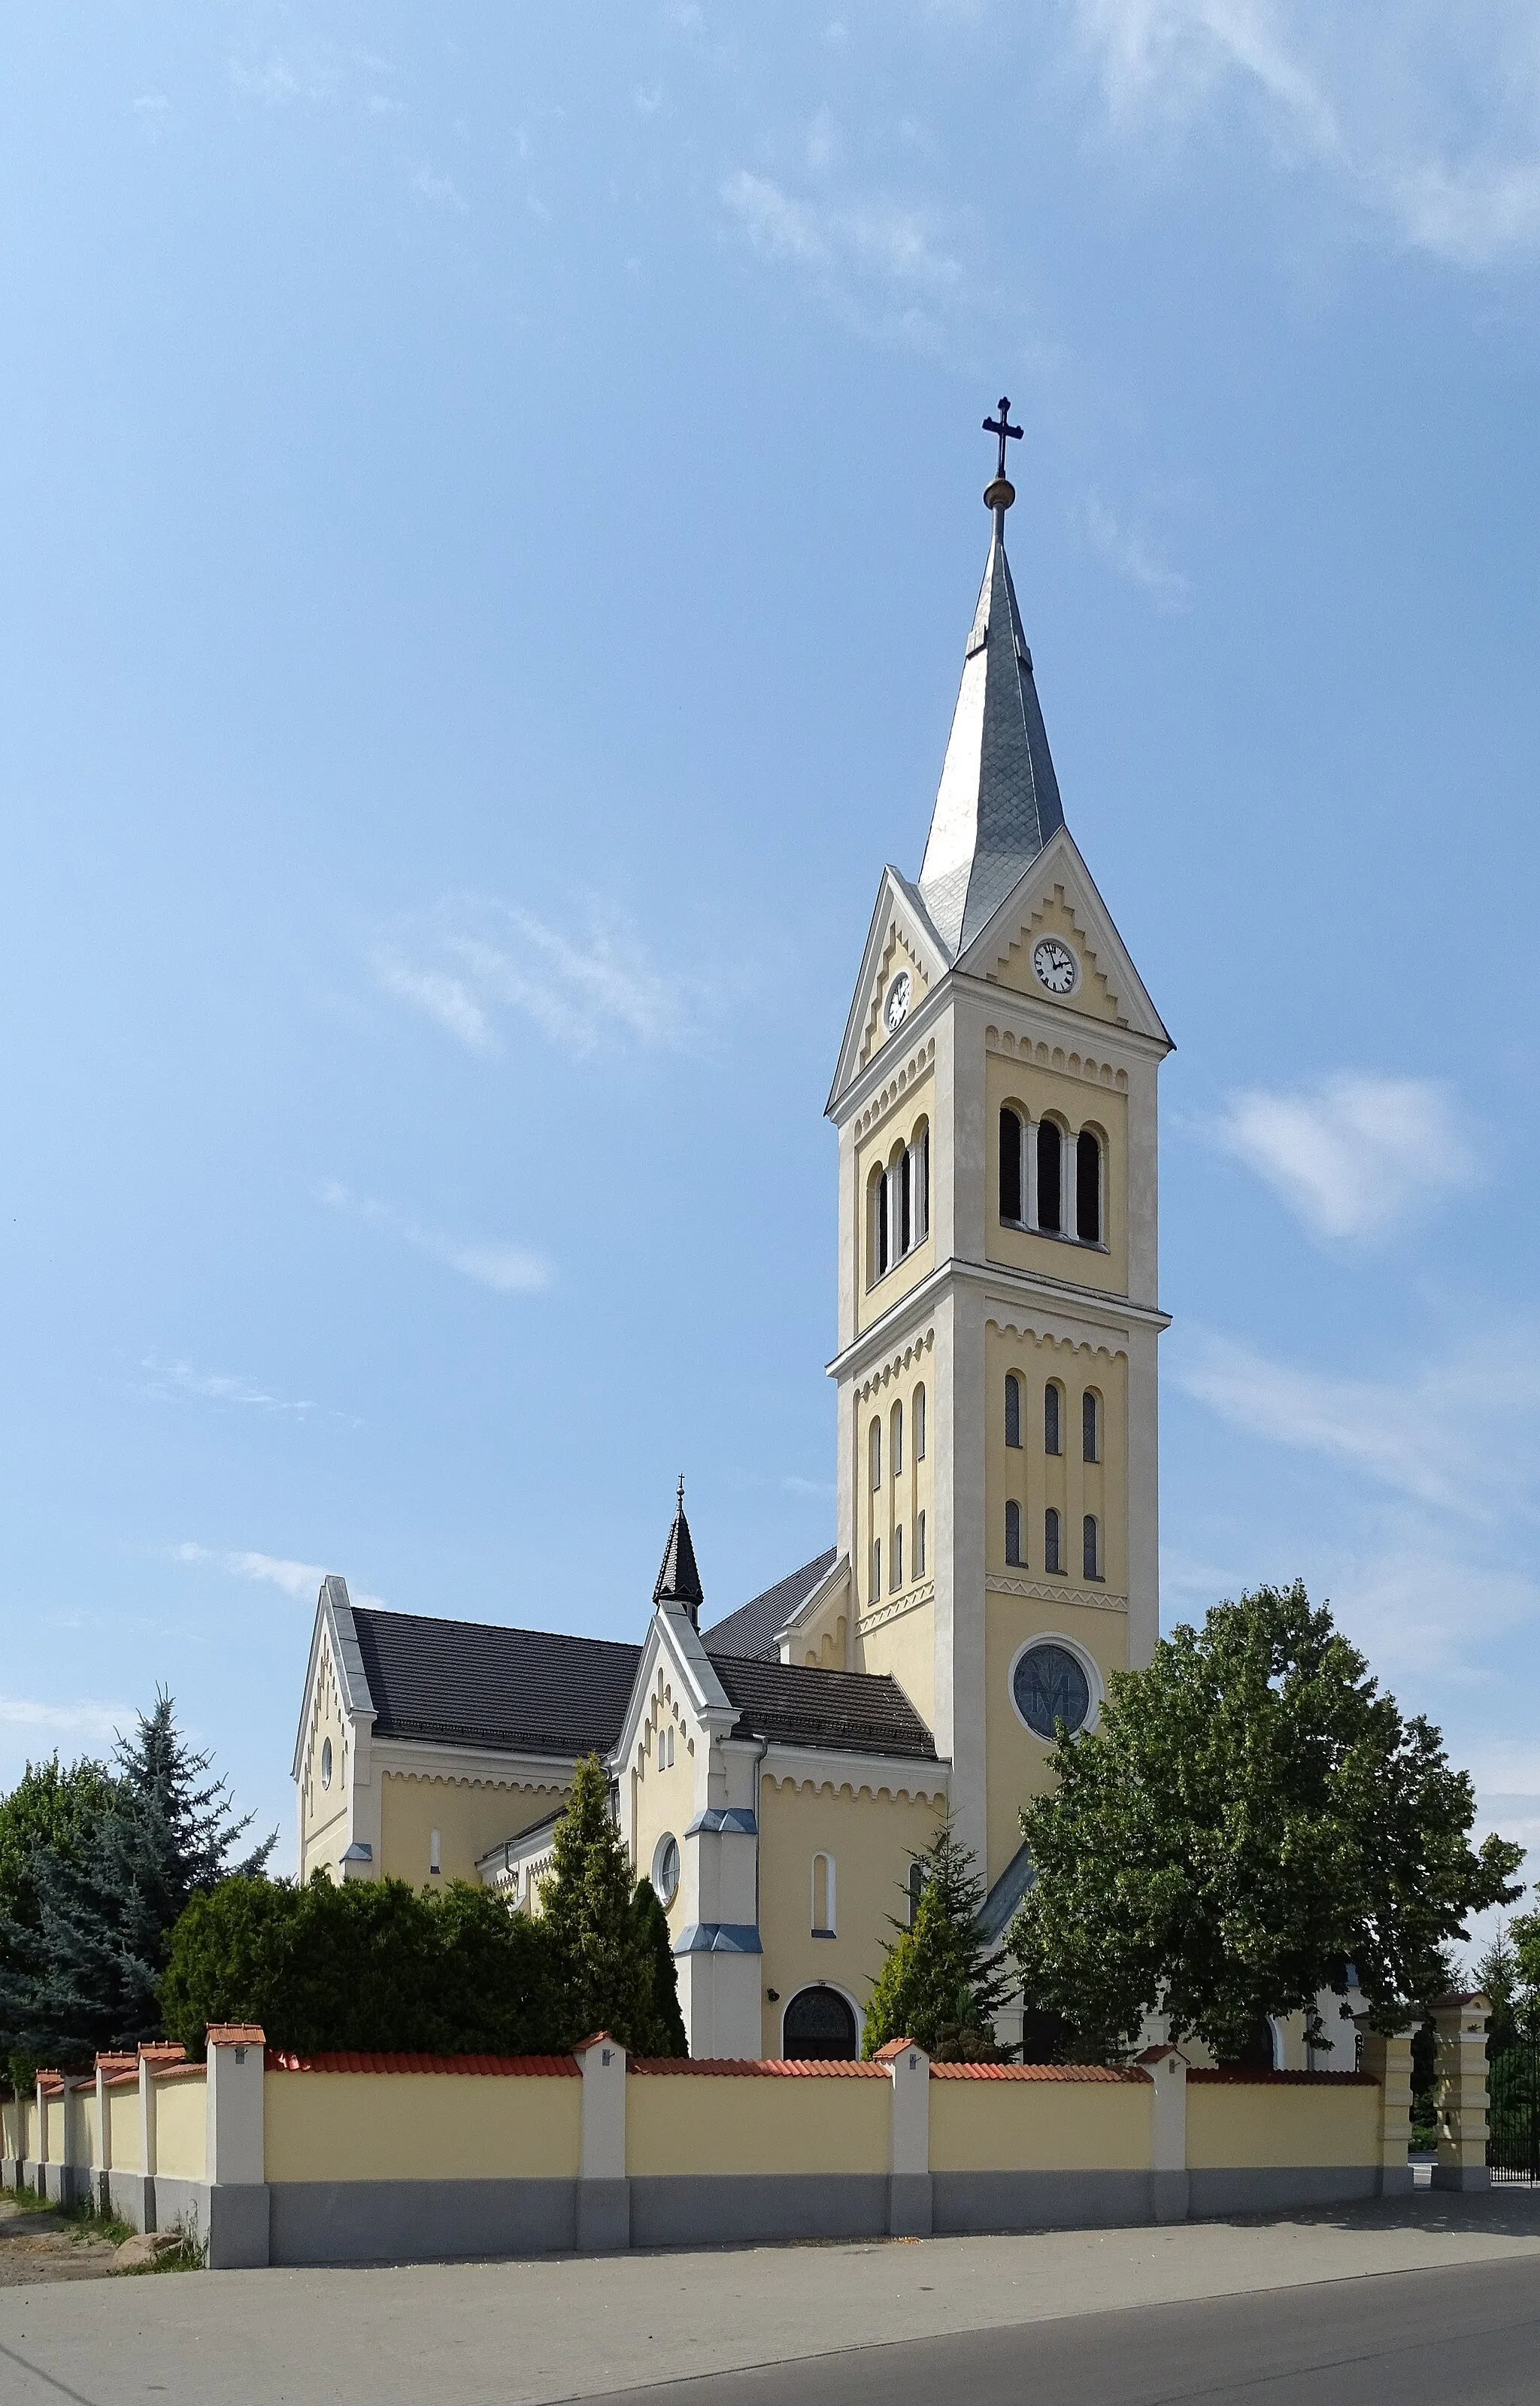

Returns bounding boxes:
[540,1755,663,2053]
[630,1877,688,2058]
[0,1691,273,2064]
[862,1813,1011,2061]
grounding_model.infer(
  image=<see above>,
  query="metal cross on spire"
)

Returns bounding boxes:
[984,395,1023,481]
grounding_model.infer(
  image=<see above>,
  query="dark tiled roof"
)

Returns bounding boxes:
[702,1548,838,1661]
[653,1501,705,1610]
[351,1607,641,1758]
[708,1653,937,1761]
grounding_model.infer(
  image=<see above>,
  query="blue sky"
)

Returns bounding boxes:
[2,5,1538,1928]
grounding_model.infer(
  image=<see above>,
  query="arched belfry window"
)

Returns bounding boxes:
[1082,1391,1099,1464]
[1044,1382,1062,1457]
[871,1126,930,1284]
[1076,1130,1102,1245]
[1044,1507,1063,1575]
[1005,1499,1023,1567]
[1037,1121,1063,1234]
[1005,1373,1021,1449]
[999,1108,1023,1224]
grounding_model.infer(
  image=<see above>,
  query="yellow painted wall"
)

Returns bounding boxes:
[789,1568,854,1672]
[1186,2080,1379,2171]
[2,2094,23,2157]
[984,1593,1129,1884]
[45,2096,63,2159]
[153,2076,207,2180]
[856,1592,936,1728]
[299,1634,353,1881]
[985,1054,1127,1295]
[756,1776,944,2055]
[379,1773,570,1888]
[988,891,1123,1026]
[626,2073,890,2176]
[855,1079,935,1338]
[108,2086,141,2170]
[262,2071,581,2183]
[984,1324,1128,1593]
[80,2090,99,2162]
[628,1675,699,1948]
[856,1365,936,1628]
[856,927,932,1073]
[929,2077,1151,2173]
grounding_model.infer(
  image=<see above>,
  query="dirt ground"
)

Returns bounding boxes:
[0,2192,119,2285]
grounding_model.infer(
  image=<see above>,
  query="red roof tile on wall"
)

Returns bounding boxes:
[263,2049,581,2076]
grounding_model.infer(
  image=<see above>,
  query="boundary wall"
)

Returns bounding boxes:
[2,2009,1476,2272]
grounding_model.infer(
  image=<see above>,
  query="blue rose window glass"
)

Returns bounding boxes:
[1014,1643,1091,1740]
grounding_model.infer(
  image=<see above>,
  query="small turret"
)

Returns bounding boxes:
[653,1476,705,1628]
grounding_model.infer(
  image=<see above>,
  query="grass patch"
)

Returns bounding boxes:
[2,2177,134,2244]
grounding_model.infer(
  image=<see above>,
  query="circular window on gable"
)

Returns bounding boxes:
[320,1737,333,1790]
[1012,1642,1093,1741]
[653,1832,680,1908]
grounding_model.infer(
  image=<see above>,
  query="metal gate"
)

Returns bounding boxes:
[1487,2037,1540,2182]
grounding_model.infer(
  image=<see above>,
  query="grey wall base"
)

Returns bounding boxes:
[1152,2169,1190,2225]
[1187,2165,1378,2216]
[1431,2164,1490,2193]
[631,2173,890,2250]
[108,2169,153,2229]
[889,2171,933,2238]
[270,2177,578,2267]
[1378,2163,1416,2198]
[933,2168,1157,2234]
[576,2178,630,2253]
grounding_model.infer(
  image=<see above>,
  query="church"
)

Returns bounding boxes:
[293,407,1173,2062]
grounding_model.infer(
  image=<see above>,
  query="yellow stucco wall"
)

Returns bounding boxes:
[985,1054,1127,1296]
[984,1592,1129,1884]
[2,2095,23,2158]
[856,925,932,1072]
[626,2073,890,2176]
[79,2090,99,2162]
[1186,2080,1379,2170]
[789,1567,854,1672]
[262,2070,581,2183]
[299,1633,353,1880]
[108,2085,141,2170]
[987,890,1124,1025]
[379,1772,570,1888]
[984,1324,1128,1594]
[153,2075,207,2180]
[628,1673,699,1947]
[856,1363,935,1626]
[856,1592,936,1728]
[756,1776,945,2054]
[855,1077,935,1338]
[44,2096,64,2159]
[929,2077,1151,2173]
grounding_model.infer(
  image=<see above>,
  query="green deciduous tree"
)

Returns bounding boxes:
[0,1693,274,2065]
[1011,1584,1523,2062]
[862,1814,1012,2061]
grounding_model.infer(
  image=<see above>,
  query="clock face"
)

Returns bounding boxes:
[1032,937,1078,997]
[884,969,912,1032]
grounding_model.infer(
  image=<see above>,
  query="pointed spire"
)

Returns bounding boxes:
[918,401,1065,959]
[653,1476,705,1627]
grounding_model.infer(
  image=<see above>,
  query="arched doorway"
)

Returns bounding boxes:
[782,1985,858,2061]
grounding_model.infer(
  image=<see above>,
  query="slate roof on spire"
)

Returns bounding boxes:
[653,1497,705,1612]
[917,523,1065,958]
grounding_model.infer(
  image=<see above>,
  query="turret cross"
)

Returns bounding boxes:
[984,396,1022,481]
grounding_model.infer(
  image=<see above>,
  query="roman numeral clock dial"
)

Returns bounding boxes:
[1032,937,1078,996]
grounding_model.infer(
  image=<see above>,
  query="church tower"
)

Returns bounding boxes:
[819,406,1172,1904]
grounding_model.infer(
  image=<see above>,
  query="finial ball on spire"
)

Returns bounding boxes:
[982,393,1022,516]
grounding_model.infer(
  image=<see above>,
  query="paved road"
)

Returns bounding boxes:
[575,2258,1540,2406]
[3,2195,1540,2406]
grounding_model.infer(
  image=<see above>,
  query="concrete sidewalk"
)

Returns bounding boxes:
[3,2191,1540,2406]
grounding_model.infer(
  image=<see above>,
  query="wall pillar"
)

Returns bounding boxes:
[136,2041,185,2229]
[1431,1992,1491,2193]
[205,2024,271,2268]
[1360,2027,1416,2197]
[574,2032,630,2251]
[93,2061,111,2212]
[876,2037,932,2235]
[1136,2044,1189,2223]
[35,2073,56,2202]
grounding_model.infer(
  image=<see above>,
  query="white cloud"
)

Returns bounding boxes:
[0,1695,129,1743]
[375,898,709,1060]
[1211,1072,1476,1240]
[412,164,469,214]
[1084,492,1193,611]
[320,1180,551,1297]
[1176,1326,1540,1522]
[1069,0,1540,268]
[141,1357,314,1415]
[132,91,170,117]
[174,1543,385,1608]
[719,171,966,346]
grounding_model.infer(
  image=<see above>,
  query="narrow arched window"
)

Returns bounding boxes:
[892,1523,903,1590]
[1005,1373,1021,1449]
[870,1538,881,1600]
[999,1107,1023,1224]
[899,1145,913,1255]
[915,1127,930,1240]
[876,1168,890,1278]
[892,1401,904,1479]
[1082,1391,1099,1464]
[1005,1500,1023,1567]
[1037,1120,1063,1233]
[915,1509,926,1576]
[870,1418,881,1490]
[811,1852,835,1937]
[908,1858,925,1927]
[1044,1382,1062,1456]
[914,1385,926,1460]
[1044,1507,1063,1574]
[1076,1130,1102,1245]
[1083,1514,1100,1580]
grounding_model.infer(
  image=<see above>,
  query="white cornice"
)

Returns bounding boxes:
[761,1743,951,1801]
[827,1254,1169,1383]
[369,1734,577,1789]
[985,1576,1129,1615]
